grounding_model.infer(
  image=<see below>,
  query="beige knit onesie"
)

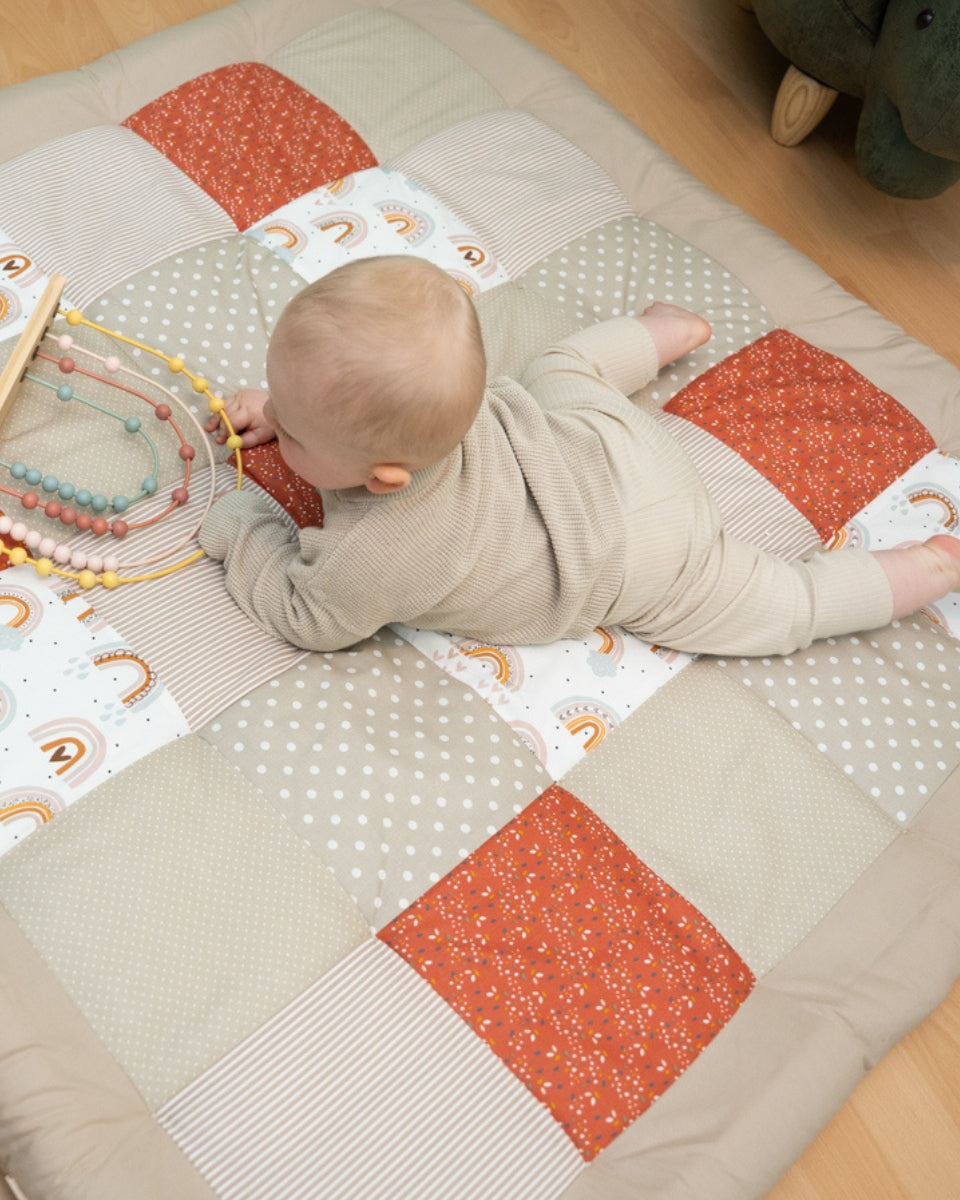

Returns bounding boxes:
[199,317,893,655]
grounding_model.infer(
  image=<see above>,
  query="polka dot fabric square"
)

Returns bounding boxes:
[379,783,755,1160]
[123,63,377,230]
[665,329,935,540]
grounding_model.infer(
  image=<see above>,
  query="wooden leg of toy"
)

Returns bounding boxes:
[0,273,65,434]
[771,65,838,146]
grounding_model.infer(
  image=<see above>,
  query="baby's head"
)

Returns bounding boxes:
[264,255,486,493]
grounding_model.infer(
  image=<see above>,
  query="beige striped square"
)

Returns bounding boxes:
[58,464,308,729]
[267,9,504,163]
[652,408,824,559]
[390,109,634,278]
[158,939,585,1199]
[0,127,236,308]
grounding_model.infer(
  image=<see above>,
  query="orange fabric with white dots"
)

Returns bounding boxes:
[380,783,754,1160]
[123,63,377,230]
[665,328,935,540]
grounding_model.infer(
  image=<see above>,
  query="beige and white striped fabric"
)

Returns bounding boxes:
[390,110,635,278]
[158,938,585,1200]
[0,126,235,308]
[652,408,824,560]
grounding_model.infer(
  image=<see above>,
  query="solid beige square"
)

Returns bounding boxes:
[0,735,369,1109]
[564,661,899,976]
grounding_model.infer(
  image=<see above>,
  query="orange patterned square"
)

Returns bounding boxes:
[379,784,754,1159]
[123,63,376,229]
[666,329,935,540]
[239,442,324,529]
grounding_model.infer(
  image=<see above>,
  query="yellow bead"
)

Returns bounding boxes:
[226,434,242,450]
[78,569,97,590]
[101,570,120,589]
[207,395,225,414]
[192,376,209,394]
[65,309,83,326]
[9,546,28,565]
[35,557,54,577]
[167,356,184,373]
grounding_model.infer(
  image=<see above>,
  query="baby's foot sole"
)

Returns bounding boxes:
[925,534,960,591]
[639,302,712,368]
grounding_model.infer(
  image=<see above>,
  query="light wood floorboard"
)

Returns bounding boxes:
[1,2,958,1198]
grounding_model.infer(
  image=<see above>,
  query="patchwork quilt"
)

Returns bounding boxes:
[1,1,960,1197]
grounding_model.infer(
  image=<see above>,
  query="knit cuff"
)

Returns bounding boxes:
[562,316,660,396]
[198,488,275,561]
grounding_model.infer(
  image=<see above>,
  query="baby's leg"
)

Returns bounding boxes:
[637,302,712,369]
[873,535,960,618]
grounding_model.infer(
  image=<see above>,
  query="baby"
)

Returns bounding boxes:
[201,253,960,655]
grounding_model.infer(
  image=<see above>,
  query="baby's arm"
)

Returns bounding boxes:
[205,388,276,449]
[199,489,381,651]
[522,308,711,409]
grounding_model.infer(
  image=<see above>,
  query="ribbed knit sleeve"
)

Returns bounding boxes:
[521,317,659,407]
[198,489,391,651]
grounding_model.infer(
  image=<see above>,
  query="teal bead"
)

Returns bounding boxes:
[142,477,158,494]
[57,385,73,402]
[124,416,142,433]
[112,495,129,512]
[41,474,59,493]
[75,488,92,507]
[58,481,76,500]
[25,467,41,486]
[91,494,108,513]
[10,462,26,479]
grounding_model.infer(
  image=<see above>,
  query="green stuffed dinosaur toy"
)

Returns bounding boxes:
[743,0,960,197]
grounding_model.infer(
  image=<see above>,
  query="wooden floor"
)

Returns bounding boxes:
[1,1,959,1198]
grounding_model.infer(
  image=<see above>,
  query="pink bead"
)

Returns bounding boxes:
[75,512,93,532]
[44,500,62,519]
[110,519,129,539]
[59,506,77,526]
[70,550,87,571]
[155,404,172,421]
[21,492,39,510]
[24,530,41,549]
[53,544,72,564]
[91,517,109,536]
[102,554,119,572]
[9,521,27,542]
[104,356,121,373]
[56,334,73,351]
[58,357,75,374]
[172,487,189,505]
[86,554,104,574]
[38,537,57,557]
[179,443,196,461]
[0,516,10,534]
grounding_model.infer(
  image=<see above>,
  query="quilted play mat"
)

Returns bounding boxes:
[2,1,960,1197]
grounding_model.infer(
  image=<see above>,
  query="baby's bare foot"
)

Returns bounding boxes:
[926,534,960,591]
[637,302,712,369]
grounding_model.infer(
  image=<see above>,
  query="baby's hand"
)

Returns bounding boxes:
[205,388,276,448]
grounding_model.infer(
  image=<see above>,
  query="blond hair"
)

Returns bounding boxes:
[273,255,486,467]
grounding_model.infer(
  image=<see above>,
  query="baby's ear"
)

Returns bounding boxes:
[365,464,412,494]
